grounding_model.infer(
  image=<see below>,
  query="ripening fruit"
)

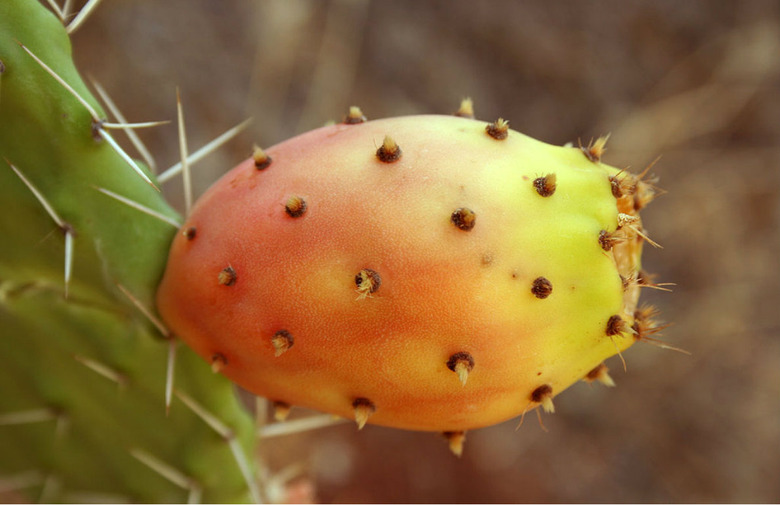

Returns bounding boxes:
[156,111,660,442]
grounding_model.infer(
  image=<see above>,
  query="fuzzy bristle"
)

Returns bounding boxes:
[584,363,615,387]
[633,270,675,292]
[606,315,628,336]
[447,352,475,386]
[344,106,367,125]
[485,118,509,140]
[451,207,476,231]
[210,353,227,373]
[581,134,610,163]
[217,266,237,286]
[609,170,636,199]
[352,398,376,430]
[272,401,292,422]
[376,135,402,163]
[252,145,272,170]
[271,330,294,357]
[598,229,622,251]
[617,213,661,248]
[630,305,689,354]
[284,195,308,218]
[530,384,555,413]
[533,173,557,197]
[443,431,466,457]
[183,226,197,240]
[355,269,381,299]
[454,98,474,119]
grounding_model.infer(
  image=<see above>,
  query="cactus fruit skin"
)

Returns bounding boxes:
[157,115,654,432]
[1,1,256,501]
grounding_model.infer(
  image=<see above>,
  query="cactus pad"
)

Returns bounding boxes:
[1,1,257,501]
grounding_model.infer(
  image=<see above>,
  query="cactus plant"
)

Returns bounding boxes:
[1,0,668,502]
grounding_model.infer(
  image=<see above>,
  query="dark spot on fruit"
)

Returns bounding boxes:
[531,384,553,403]
[481,253,493,266]
[210,353,227,373]
[586,363,607,382]
[273,400,291,409]
[284,196,307,218]
[485,118,509,140]
[352,397,376,410]
[448,352,474,384]
[443,430,466,456]
[355,269,381,298]
[344,106,367,124]
[599,230,617,251]
[272,330,294,357]
[272,401,292,421]
[606,315,626,336]
[533,174,557,197]
[451,208,476,231]
[531,277,553,298]
[609,175,623,198]
[183,226,197,240]
[446,352,475,373]
[585,363,615,386]
[218,266,237,286]
[352,397,377,429]
[376,136,402,163]
[253,145,272,170]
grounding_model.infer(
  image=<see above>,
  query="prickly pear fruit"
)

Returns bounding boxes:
[156,113,658,434]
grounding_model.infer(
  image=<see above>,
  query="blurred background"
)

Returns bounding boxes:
[65,0,779,502]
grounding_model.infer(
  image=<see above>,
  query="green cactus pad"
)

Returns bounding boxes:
[0,1,258,502]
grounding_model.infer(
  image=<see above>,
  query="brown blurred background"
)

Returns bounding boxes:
[67,0,780,502]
